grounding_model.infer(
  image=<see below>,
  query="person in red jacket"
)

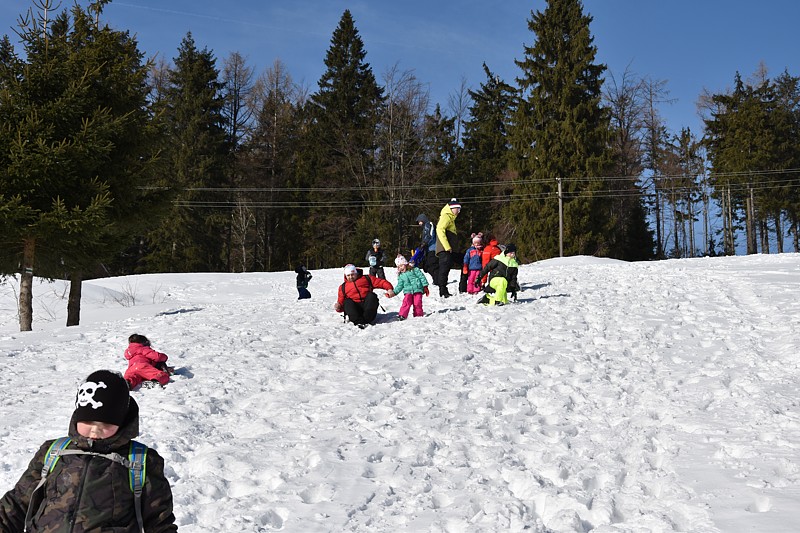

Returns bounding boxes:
[123,334,173,389]
[334,264,394,328]
[480,235,502,288]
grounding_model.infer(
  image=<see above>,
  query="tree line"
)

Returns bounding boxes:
[2,0,799,330]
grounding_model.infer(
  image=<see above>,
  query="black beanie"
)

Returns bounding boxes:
[74,370,131,427]
[505,243,517,254]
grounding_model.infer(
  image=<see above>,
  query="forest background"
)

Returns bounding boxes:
[2,0,800,330]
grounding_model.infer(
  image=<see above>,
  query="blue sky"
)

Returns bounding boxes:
[2,0,799,138]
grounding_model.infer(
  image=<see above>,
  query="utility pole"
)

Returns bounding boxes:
[557,177,564,257]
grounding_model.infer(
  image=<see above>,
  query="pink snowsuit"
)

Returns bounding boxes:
[124,342,170,388]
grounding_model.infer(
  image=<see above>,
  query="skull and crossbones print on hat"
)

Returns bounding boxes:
[74,370,131,426]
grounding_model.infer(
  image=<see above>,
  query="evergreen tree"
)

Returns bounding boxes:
[417,104,460,226]
[61,3,162,323]
[145,33,229,272]
[772,71,800,251]
[508,0,616,260]
[461,63,517,238]
[306,10,384,267]
[0,2,157,330]
[705,72,784,254]
[422,104,458,187]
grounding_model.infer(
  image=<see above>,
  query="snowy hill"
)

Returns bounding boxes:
[1,255,799,532]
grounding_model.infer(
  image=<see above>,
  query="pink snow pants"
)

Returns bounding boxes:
[466,270,482,294]
[399,292,424,319]
[125,363,170,389]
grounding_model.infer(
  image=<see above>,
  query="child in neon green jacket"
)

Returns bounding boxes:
[476,244,520,306]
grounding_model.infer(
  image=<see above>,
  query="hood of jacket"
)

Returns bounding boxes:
[438,203,457,221]
[415,213,430,224]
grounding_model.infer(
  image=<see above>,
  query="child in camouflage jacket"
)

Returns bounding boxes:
[0,370,177,532]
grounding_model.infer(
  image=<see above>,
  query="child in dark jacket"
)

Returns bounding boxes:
[365,238,386,279]
[386,254,429,320]
[295,264,313,299]
[0,370,177,532]
[124,334,172,389]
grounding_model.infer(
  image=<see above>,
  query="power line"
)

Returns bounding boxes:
[139,166,800,210]
[144,167,800,195]
[174,179,800,209]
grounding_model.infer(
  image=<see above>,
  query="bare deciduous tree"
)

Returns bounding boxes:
[603,64,647,177]
[448,76,470,147]
[641,77,675,258]
[378,64,431,244]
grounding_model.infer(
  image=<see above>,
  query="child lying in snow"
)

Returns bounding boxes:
[124,334,174,389]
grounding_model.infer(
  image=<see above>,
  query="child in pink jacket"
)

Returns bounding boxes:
[124,334,173,389]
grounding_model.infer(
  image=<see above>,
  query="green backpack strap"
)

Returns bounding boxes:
[41,437,72,477]
[26,437,73,528]
[128,440,148,533]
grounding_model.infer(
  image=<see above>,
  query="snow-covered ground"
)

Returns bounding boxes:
[1,254,799,532]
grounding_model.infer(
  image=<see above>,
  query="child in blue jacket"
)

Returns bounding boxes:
[386,254,429,320]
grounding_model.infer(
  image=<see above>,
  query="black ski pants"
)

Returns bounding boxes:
[422,251,439,286]
[368,266,386,279]
[343,292,379,325]
[436,251,454,295]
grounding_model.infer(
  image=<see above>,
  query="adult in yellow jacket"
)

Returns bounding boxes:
[435,198,461,297]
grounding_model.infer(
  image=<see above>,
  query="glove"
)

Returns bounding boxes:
[473,279,481,288]
[334,302,343,312]
[423,286,429,296]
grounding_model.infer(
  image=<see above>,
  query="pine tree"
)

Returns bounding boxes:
[423,104,458,187]
[461,63,517,237]
[508,0,615,260]
[418,104,459,218]
[0,2,156,330]
[64,3,163,322]
[705,72,785,254]
[306,10,384,267]
[145,33,229,272]
[772,71,800,251]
